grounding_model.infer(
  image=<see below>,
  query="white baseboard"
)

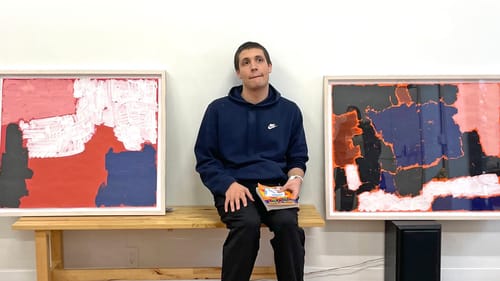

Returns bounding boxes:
[0,269,35,281]
[303,267,500,281]
[304,266,382,281]
[1,267,499,281]
[442,268,500,281]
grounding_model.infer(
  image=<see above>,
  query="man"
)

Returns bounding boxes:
[194,41,309,281]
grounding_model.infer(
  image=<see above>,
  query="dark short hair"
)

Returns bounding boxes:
[233,41,272,71]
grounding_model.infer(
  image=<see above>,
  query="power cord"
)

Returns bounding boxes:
[254,257,384,280]
[305,257,383,278]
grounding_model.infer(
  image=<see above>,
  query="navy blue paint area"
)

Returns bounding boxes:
[379,172,397,193]
[433,196,500,211]
[366,101,462,168]
[0,123,33,208]
[95,144,157,207]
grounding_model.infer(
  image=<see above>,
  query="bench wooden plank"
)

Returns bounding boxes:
[12,204,325,230]
[52,266,276,281]
[12,204,324,281]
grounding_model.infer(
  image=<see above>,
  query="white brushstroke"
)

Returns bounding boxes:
[345,164,362,191]
[357,173,500,212]
[20,79,158,158]
[19,115,89,157]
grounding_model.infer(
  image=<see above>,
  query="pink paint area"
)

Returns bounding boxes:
[1,79,77,125]
[452,83,500,157]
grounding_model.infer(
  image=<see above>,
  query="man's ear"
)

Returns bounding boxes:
[268,64,272,73]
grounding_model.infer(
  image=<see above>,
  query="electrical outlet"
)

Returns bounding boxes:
[127,247,139,267]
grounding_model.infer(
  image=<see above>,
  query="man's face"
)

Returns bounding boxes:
[236,48,272,91]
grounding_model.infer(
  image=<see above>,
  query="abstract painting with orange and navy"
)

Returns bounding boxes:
[0,74,163,215]
[326,79,500,218]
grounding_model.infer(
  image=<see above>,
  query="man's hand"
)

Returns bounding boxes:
[225,182,254,212]
[279,177,302,199]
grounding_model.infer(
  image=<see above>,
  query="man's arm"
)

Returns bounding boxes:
[194,103,235,196]
[281,105,308,199]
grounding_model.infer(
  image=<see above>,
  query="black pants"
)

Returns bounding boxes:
[214,183,305,281]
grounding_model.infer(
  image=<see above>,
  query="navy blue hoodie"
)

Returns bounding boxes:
[194,84,308,196]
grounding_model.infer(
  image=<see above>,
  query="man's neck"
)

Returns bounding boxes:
[241,85,269,104]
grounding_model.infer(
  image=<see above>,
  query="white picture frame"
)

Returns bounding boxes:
[324,75,500,220]
[0,70,166,216]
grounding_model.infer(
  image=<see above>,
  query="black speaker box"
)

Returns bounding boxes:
[385,220,441,281]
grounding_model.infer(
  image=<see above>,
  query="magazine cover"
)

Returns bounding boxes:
[256,183,299,211]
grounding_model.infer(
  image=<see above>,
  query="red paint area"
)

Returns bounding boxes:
[20,126,126,208]
[0,125,10,158]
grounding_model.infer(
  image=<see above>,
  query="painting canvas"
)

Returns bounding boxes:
[324,76,500,219]
[0,71,166,216]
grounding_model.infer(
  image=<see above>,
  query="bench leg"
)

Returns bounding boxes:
[34,230,52,281]
[50,230,64,270]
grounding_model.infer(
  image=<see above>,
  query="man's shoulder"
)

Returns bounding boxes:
[276,96,301,110]
[269,86,297,107]
[205,96,234,112]
[208,95,230,105]
[278,96,295,104]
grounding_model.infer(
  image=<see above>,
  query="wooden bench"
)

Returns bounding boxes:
[12,204,325,281]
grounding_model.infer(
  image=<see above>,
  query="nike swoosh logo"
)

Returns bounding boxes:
[267,123,278,130]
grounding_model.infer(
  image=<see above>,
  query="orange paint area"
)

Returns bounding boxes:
[332,111,363,167]
[394,85,413,105]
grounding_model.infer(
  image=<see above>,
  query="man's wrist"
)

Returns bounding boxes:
[288,175,303,182]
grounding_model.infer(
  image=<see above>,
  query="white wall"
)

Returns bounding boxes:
[1,0,500,280]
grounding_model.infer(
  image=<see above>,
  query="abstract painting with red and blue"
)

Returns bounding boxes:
[0,72,165,216]
[324,77,500,219]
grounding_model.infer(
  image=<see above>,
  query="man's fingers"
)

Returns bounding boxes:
[235,198,241,210]
[224,198,229,213]
[224,184,254,212]
[241,195,248,207]
[245,189,254,201]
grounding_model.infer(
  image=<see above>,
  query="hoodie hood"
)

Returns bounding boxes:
[227,84,281,107]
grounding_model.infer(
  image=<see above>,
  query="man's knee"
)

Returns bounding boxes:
[267,209,299,233]
[221,204,262,230]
